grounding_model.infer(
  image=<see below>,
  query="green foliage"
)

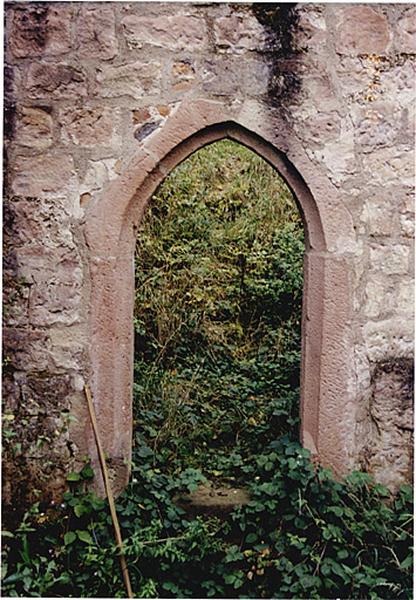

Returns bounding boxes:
[2,141,413,598]
[134,140,303,480]
[2,449,413,598]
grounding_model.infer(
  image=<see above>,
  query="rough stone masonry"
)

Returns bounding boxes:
[3,2,415,521]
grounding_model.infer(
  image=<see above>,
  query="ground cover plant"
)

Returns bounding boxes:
[2,142,413,599]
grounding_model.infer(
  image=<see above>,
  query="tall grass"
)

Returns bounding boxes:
[133,140,304,478]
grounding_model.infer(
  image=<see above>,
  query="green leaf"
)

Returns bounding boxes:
[80,465,94,480]
[66,472,81,482]
[77,530,93,544]
[74,504,85,518]
[400,554,413,570]
[1,530,14,538]
[64,531,77,545]
[245,533,257,544]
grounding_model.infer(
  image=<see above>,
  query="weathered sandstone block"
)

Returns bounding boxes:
[95,61,162,99]
[8,4,72,58]
[361,201,396,237]
[364,319,414,363]
[395,8,416,54]
[121,15,207,51]
[15,106,54,150]
[76,6,118,60]
[351,103,399,151]
[213,13,266,53]
[360,359,413,492]
[370,244,410,275]
[26,62,88,99]
[364,276,395,318]
[11,153,78,199]
[60,106,121,148]
[335,7,391,55]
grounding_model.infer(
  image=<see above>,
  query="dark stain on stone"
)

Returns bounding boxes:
[15,5,49,50]
[371,357,414,419]
[4,65,17,146]
[134,120,161,142]
[251,3,303,106]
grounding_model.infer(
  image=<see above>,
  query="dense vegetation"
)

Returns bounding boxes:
[133,140,304,482]
[2,142,413,599]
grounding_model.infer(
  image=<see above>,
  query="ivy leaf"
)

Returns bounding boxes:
[64,531,76,545]
[77,530,93,544]
[80,465,94,480]
[74,504,85,518]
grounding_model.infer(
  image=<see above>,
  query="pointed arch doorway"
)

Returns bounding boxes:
[85,100,354,494]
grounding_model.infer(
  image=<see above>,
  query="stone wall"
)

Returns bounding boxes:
[3,2,415,520]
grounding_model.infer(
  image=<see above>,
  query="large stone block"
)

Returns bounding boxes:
[335,6,391,55]
[8,5,72,58]
[29,281,83,327]
[95,61,162,100]
[360,359,413,493]
[398,279,415,316]
[395,7,416,54]
[201,58,241,95]
[307,123,356,186]
[60,106,121,148]
[351,103,399,151]
[364,276,396,318]
[361,201,396,237]
[363,318,414,363]
[11,153,78,199]
[26,62,88,100]
[121,14,207,51]
[213,13,266,53]
[400,213,415,239]
[76,6,118,60]
[14,106,54,151]
[13,244,83,327]
[370,244,410,275]
[362,146,415,187]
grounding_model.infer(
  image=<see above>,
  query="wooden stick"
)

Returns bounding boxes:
[84,385,134,598]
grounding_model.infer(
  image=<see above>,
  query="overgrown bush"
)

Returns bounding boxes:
[2,142,413,599]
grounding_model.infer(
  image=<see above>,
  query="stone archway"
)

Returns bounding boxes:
[85,99,355,494]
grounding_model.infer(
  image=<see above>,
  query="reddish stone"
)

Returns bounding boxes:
[95,61,161,100]
[26,62,88,100]
[8,5,72,58]
[121,15,207,51]
[335,7,391,55]
[15,106,54,150]
[132,107,151,125]
[214,13,266,53]
[76,6,118,60]
[60,106,119,147]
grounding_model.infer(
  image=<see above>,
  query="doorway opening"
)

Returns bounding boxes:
[133,139,304,499]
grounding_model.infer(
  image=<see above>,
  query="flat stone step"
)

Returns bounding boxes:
[175,483,250,519]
